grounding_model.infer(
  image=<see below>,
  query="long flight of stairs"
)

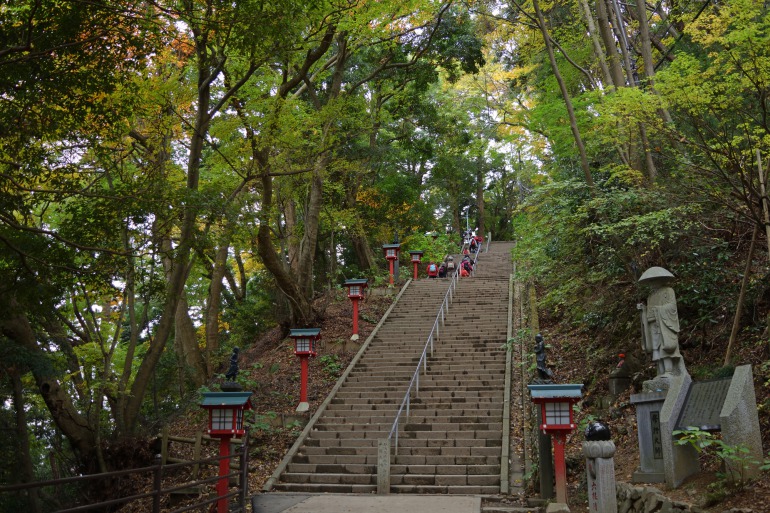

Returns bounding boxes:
[269,242,514,494]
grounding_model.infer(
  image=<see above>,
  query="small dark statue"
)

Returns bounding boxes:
[224,347,239,382]
[534,333,554,382]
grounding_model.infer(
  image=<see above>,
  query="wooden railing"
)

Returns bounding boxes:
[0,430,250,513]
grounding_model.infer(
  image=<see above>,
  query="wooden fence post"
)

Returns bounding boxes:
[160,426,169,465]
[153,455,163,513]
[192,431,203,479]
[239,428,250,512]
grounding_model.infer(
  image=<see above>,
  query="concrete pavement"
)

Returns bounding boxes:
[252,493,481,513]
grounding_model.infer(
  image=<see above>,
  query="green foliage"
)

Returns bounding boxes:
[251,412,279,433]
[504,327,532,352]
[319,354,343,378]
[674,428,768,490]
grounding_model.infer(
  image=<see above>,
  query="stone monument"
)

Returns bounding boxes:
[638,267,685,386]
[632,267,698,487]
[632,267,764,488]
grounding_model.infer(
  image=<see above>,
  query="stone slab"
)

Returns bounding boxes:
[660,372,700,488]
[676,377,731,431]
[720,365,764,481]
[253,494,481,513]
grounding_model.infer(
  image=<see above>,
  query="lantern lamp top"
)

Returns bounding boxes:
[527,383,584,401]
[289,328,321,339]
[382,243,401,260]
[199,391,253,409]
[343,279,369,288]
[409,250,424,261]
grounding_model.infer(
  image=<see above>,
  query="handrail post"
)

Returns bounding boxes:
[152,455,162,513]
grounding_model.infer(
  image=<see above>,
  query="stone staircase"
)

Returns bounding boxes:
[268,242,514,494]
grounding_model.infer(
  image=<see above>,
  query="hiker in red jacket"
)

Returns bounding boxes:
[426,261,439,278]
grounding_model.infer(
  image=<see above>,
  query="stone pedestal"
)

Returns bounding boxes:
[630,391,666,483]
[583,441,617,513]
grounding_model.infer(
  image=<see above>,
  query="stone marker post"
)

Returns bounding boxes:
[583,422,617,513]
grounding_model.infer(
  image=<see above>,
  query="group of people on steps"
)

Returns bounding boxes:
[426,232,483,279]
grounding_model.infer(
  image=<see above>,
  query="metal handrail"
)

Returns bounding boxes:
[385,244,483,457]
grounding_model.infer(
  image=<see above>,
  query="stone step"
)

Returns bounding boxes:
[271,483,376,493]
[323,406,500,417]
[390,484,500,494]
[333,391,504,401]
[308,433,502,446]
[319,414,502,425]
[281,472,501,489]
[312,421,502,432]
[286,462,500,476]
[331,397,502,407]
[300,447,501,462]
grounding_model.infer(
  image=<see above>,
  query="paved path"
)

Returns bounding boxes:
[252,493,481,513]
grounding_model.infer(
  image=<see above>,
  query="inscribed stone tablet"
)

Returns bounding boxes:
[676,378,732,431]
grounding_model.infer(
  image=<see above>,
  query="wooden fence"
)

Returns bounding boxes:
[0,430,251,513]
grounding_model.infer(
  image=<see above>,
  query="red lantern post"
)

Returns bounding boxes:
[527,384,584,504]
[343,279,368,337]
[290,328,321,412]
[382,243,401,286]
[409,250,424,280]
[199,391,252,513]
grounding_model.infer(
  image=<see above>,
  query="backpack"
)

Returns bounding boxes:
[447,261,455,270]
[429,264,437,273]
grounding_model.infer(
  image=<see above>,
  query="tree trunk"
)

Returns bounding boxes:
[596,0,626,88]
[257,164,317,327]
[0,305,97,460]
[532,0,594,188]
[578,0,613,87]
[633,0,675,126]
[9,367,41,513]
[205,242,230,376]
[476,158,486,236]
[119,33,214,433]
[724,224,758,366]
[175,293,207,387]
[296,155,327,298]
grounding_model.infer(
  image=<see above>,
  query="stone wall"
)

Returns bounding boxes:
[616,483,696,513]
[616,483,754,513]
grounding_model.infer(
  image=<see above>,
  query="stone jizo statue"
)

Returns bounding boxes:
[638,267,683,378]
